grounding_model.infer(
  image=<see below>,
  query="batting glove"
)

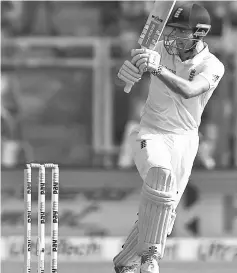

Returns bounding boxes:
[118,60,142,86]
[131,48,161,73]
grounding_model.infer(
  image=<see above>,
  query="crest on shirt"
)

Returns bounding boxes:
[189,69,196,81]
[141,140,147,149]
[212,74,220,82]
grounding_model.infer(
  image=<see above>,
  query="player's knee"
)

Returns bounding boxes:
[145,166,175,192]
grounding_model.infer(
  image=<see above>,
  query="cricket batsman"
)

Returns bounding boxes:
[114,2,225,273]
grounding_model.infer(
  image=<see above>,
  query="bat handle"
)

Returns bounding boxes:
[124,82,133,93]
[123,58,136,93]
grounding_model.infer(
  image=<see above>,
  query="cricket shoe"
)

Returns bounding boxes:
[114,264,139,273]
[140,246,159,273]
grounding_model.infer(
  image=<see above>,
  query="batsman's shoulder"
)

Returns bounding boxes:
[215,56,225,75]
[198,53,225,89]
[205,52,225,76]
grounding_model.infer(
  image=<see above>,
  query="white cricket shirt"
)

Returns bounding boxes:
[139,41,225,135]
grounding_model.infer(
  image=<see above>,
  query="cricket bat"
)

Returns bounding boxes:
[124,0,176,93]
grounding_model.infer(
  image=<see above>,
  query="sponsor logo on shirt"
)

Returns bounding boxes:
[163,65,176,75]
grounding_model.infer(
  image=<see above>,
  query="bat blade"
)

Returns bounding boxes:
[139,0,177,50]
[124,0,176,93]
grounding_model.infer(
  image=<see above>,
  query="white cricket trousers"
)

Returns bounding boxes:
[129,129,199,207]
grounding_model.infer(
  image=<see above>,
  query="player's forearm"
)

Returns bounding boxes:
[155,66,197,99]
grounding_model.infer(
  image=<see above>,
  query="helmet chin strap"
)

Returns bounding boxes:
[184,37,200,52]
[179,39,204,59]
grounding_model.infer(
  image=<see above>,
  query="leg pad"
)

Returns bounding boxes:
[137,167,177,258]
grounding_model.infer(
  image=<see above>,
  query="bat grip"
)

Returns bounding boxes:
[123,58,136,94]
[124,82,133,93]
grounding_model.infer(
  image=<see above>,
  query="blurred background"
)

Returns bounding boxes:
[1,0,237,169]
[1,1,237,272]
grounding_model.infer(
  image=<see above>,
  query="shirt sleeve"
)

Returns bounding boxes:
[199,59,225,90]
